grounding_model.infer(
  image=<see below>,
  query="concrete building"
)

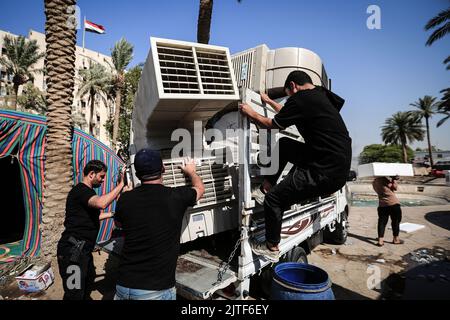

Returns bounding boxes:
[414,150,450,163]
[0,29,114,146]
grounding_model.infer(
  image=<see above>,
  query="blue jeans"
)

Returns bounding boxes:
[114,285,176,300]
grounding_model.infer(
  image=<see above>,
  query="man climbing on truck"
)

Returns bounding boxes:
[238,70,352,262]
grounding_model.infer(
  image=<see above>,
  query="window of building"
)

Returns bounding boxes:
[0,85,6,96]
[97,115,100,122]
[1,47,6,56]
[437,154,443,158]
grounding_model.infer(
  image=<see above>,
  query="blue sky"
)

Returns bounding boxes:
[1,0,449,161]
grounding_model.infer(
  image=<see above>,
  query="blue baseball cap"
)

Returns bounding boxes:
[134,148,163,180]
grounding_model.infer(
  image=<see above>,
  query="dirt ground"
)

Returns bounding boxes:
[309,204,450,300]
[1,204,449,300]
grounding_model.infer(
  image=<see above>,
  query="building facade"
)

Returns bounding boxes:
[414,150,450,163]
[0,29,114,147]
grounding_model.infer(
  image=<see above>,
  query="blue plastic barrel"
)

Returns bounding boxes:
[270,262,335,300]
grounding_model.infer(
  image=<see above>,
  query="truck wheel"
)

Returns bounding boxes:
[281,246,308,264]
[258,246,308,298]
[325,211,348,245]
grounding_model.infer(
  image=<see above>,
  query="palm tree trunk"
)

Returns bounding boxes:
[42,0,77,258]
[89,91,95,135]
[402,143,408,163]
[425,117,434,166]
[112,89,121,150]
[13,82,19,111]
[197,0,213,44]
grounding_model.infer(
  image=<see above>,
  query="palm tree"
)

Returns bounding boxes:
[410,96,439,166]
[0,35,45,110]
[425,6,450,118]
[437,88,450,127]
[42,0,77,258]
[77,62,112,136]
[197,0,241,44]
[381,111,425,163]
[110,38,133,150]
[197,0,214,44]
[425,7,450,47]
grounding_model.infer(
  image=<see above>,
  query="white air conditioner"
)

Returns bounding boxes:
[231,45,330,94]
[132,37,240,152]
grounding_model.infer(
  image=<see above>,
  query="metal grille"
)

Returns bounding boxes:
[155,41,235,96]
[231,49,254,90]
[162,158,234,207]
[156,44,200,94]
[196,50,235,95]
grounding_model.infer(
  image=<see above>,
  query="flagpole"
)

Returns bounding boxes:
[82,16,86,51]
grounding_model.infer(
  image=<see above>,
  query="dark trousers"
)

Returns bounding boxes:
[263,138,346,245]
[377,204,402,238]
[57,244,96,300]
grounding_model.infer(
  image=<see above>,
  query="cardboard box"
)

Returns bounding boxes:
[357,162,414,178]
[15,263,54,293]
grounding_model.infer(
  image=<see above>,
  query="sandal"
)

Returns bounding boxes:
[393,240,404,245]
[376,242,384,247]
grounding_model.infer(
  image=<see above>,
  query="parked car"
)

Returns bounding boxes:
[431,160,450,178]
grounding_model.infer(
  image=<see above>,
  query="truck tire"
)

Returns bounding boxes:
[258,246,308,298]
[324,211,348,245]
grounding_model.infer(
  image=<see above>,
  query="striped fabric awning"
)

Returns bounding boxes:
[0,110,124,256]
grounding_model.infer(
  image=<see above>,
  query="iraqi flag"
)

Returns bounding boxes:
[85,20,105,34]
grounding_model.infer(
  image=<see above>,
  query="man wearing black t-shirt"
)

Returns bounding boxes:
[239,71,352,262]
[113,149,205,300]
[57,160,125,300]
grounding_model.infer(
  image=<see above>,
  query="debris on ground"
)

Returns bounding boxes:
[409,248,444,265]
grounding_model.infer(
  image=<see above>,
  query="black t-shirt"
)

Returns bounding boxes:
[114,184,197,291]
[273,87,352,178]
[59,183,100,251]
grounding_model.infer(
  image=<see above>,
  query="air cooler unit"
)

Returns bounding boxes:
[231,45,330,95]
[132,37,240,153]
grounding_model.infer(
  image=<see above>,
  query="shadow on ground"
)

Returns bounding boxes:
[425,211,450,231]
[378,260,450,300]
[91,252,120,300]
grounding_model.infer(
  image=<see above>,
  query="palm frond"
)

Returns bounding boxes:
[111,38,133,74]
[425,8,450,31]
[437,113,450,127]
[426,22,450,46]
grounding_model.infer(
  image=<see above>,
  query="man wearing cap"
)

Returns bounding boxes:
[239,70,352,262]
[113,149,205,300]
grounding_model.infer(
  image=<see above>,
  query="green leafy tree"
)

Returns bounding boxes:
[381,111,424,163]
[0,35,45,110]
[17,82,47,115]
[105,64,142,159]
[359,144,414,164]
[77,62,112,136]
[410,96,439,166]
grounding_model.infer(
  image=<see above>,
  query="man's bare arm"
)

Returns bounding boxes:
[181,158,205,201]
[261,93,282,113]
[238,103,278,129]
